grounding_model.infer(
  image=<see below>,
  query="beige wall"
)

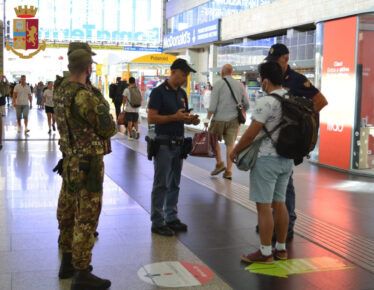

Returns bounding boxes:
[221,0,374,41]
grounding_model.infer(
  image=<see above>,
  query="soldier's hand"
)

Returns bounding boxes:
[52,159,64,176]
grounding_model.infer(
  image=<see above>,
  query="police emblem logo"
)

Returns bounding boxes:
[5,5,46,59]
[269,48,274,54]
[304,80,311,88]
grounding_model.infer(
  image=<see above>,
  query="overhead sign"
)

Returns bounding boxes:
[130,53,176,64]
[138,261,214,287]
[247,257,353,278]
[163,19,220,50]
[124,46,163,52]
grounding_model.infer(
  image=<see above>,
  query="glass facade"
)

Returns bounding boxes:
[166,0,274,33]
[355,14,374,170]
[217,30,316,71]
[3,0,162,45]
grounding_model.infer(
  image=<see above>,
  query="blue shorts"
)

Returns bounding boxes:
[250,156,293,203]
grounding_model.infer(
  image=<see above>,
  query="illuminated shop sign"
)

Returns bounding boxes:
[163,19,220,50]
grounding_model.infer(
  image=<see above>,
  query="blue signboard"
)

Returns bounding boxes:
[163,19,220,50]
[124,46,163,52]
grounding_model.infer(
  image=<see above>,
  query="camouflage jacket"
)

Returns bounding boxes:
[53,76,116,157]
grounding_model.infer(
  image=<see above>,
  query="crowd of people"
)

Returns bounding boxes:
[0,40,328,289]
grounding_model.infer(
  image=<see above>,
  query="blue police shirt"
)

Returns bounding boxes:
[283,65,319,100]
[148,80,188,137]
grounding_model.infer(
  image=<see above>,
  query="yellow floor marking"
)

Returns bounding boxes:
[246,257,353,278]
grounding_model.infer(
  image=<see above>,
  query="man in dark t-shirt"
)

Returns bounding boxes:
[264,43,328,241]
[147,58,200,236]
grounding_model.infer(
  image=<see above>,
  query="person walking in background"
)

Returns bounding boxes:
[42,81,56,134]
[13,75,32,134]
[35,81,44,109]
[54,41,116,290]
[202,81,212,111]
[204,64,249,180]
[122,76,142,140]
[230,62,293,263]
[0,76,10,115]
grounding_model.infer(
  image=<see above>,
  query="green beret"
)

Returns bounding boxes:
[67,42,96,56]
[68,49,94,71]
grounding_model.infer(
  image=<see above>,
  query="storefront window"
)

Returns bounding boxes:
[356,14,374,170]
[166,0,275,33]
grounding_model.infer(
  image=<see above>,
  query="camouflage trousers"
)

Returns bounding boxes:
[57,155,104,270]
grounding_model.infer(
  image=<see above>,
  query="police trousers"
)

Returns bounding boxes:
[57,155,104,270]
[151,144,183,227]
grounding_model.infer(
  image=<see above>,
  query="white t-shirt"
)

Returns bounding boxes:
[123,87,140,113]
[14,84,31,106]
[43,89,54,107]
[251,88,287,157]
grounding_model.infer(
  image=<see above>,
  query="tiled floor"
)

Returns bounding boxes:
[1,105,374,290]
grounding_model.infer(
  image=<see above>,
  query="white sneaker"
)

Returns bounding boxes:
[17,127,21,133]
[128,136,134,141]
[25,128,30,134]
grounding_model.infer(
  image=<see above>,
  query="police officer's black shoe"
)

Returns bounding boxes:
[166,219,188,232]
[151,225,174,236]
[71,270,111,290]
[59,253,93,279]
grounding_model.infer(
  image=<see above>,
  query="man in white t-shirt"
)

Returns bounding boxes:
[122,77,142,140]
[13,75,32,134]
[230,62,293,264]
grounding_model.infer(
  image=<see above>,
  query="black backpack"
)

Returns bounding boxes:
[265,93,318,165]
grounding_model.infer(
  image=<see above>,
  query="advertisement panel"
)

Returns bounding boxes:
[319,17,357,170]
[163,19,220,50]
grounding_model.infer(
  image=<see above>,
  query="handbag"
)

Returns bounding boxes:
[235,137,264,171]
[236,124,281,171]
[190,129,218,158]
[117,111,126,125]
[223,78,246,124]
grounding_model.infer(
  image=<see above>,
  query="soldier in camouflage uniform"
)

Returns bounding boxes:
[54,42,116,290]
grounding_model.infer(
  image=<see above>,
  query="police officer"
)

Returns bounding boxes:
[147,58,200,236]
[264,43,328,240]
[54,42,116,290]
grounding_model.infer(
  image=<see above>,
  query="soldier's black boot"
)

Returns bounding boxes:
[59,252,74,279]
[59,253,93,279]
[71,270,111,290]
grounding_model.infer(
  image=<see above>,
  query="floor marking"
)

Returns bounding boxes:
[246,257,353,278]
[138,261,214,287]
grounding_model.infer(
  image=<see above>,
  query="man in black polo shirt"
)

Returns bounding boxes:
[147,58,200,236]
[264,43,328,240]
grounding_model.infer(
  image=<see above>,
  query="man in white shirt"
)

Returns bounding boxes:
[122,77,142,140]
[13,75,32,134]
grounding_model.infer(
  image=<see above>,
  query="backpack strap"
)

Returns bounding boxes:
[262,93,286,145]
[223,78,242,106]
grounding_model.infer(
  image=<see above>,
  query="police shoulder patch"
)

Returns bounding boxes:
[304,81,311,88]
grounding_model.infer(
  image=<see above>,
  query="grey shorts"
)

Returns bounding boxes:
[250,156,293,203]
[16,105,29,120]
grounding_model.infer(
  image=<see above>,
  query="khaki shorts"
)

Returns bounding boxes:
[208,118,239,146]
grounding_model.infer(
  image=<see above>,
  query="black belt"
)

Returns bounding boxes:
[156,136,184,146]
